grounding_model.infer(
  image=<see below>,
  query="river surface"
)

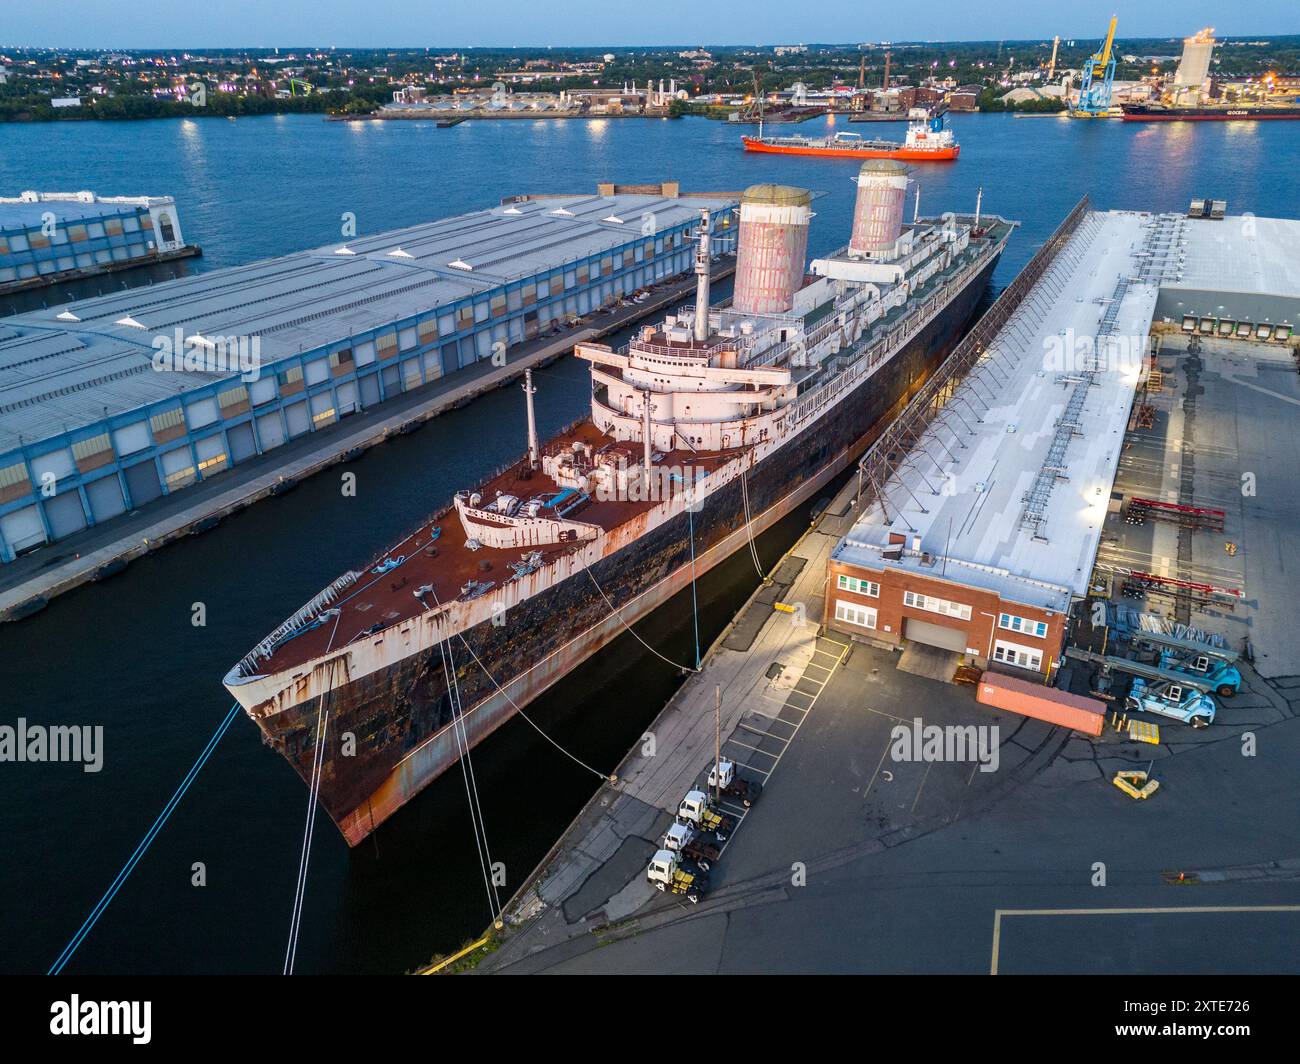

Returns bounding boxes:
[1,111,1296,973]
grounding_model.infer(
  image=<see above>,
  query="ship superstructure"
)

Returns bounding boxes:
[225,171,1013,845]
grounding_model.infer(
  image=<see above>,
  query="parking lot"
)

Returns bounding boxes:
[991,904,1300,975]
[1097,334,1300,679]
[508,639,1300,973]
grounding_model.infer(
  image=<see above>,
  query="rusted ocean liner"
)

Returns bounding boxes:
[225,170,1014,844]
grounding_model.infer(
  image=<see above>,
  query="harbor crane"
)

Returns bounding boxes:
[1073,15,1118,118]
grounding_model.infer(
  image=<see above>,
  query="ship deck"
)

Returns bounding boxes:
[255,418,743,675]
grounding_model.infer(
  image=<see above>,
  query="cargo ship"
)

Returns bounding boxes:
[742,113,959,161]
[224,169,1012,845]
[1121,102,1300,121]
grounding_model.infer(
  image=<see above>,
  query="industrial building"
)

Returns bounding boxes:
[826,204,1297,678]
[0,190,193,295]
[0,185,736,562]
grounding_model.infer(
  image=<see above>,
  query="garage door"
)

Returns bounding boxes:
[86,475,126,523]
[359,372,381,409]
[45,491,87,539]
[1,504,47,555]
[124,460,162,508]
[284,401,310,438]
[256,411,285,451]
[904,617,968,653]
[228,422,257,464]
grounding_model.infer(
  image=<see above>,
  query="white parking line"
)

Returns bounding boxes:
[724,738,780,759]
[737,719,790,743]
[743,707,803,727]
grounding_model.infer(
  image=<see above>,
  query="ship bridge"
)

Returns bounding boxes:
[578,323,795,453]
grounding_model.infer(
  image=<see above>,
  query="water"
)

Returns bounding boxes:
[1,111,1297,974]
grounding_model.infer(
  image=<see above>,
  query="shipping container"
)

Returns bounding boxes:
[976,672,1105,736]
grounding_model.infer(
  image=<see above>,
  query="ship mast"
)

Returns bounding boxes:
[641,389,653,489]
[523,368,539,469]
[693,208,712,342]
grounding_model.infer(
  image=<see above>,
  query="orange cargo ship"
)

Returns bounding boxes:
[742,114,959,162]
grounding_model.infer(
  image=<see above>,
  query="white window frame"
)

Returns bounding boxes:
[835,600,877,630]
[837,574,880,598]
[903,589,972,622]
[993,639,1043,672]
[998,612,1049,639]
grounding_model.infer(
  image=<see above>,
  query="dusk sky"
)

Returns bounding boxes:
[5,0,1299,49]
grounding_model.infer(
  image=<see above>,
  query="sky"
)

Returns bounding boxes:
[3,0,1298,49]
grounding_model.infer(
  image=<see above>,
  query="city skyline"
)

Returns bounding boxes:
[5,0,1300,50]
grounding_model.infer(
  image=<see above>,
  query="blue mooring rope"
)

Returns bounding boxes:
[48,702,241,975]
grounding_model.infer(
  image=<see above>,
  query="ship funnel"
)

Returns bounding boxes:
[732,184,812,316]
[693,208,712,341]
[849,160,909,257]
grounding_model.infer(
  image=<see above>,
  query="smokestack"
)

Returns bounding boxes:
[693,208,712,341]
[732,184,813,317]
[849,160,909,257]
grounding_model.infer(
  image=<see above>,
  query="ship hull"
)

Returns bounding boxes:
[741,136,959,161]
[249,249,1002,846]
[1121,105,1300,121]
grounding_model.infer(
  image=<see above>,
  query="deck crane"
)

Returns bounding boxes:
[1073,15,1118,118]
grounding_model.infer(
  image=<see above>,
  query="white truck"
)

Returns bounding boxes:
[677,789,735,839]
[646,848,708,902]
[707,760,763,807]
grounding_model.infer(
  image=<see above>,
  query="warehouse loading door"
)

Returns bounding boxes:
[904,617,968,653]
[124,460,162,508]
[86,475,126,523]
[45,491,87,540]
[1,505,47,555]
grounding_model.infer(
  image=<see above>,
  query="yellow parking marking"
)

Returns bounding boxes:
[990,905,1300,974]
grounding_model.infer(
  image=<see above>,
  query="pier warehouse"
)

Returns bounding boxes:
[0,186,736,562]
[0,190,193,297]
[826,205,1297,678]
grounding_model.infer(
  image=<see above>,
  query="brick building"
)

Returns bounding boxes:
[827,540,1070,675]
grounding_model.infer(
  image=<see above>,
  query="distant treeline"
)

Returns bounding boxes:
[976,89,1066,114]
[0,89,387,123]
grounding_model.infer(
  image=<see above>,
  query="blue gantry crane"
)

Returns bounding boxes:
[1073,15,1118,118]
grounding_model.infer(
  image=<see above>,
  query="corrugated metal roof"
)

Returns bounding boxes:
[0,192,733,453]
[0,195,164,231]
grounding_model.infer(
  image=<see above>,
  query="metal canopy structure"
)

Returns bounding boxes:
[858,196,1090,529]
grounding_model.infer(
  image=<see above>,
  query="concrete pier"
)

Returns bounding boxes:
[472,471,863,973]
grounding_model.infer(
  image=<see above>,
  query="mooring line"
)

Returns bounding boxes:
[49,702,241,976]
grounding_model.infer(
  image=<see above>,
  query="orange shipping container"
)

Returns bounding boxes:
[975,672,1105,736]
